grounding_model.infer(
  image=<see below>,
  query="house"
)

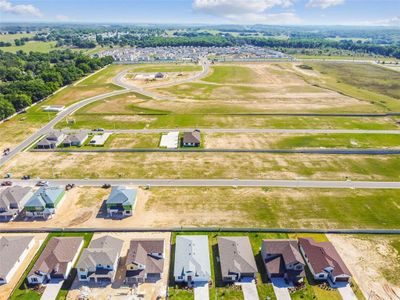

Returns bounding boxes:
[125,239,165,284]
[0,186,34,221]
[106,186,137,217]
[261,240,305,284]
[36,131,66,149]
[174,235,211,285]
[62,133,88,147]
[217,236,258,283]
[27,237,83,285]
[182,130,201,147]
[0,236,35,284]
[77,235,124,283]
[24,186,65,219]
[298,238,351,283]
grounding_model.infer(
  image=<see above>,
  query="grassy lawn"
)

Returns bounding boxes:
[10,232,93,300]
[0,41,58,53]
[202,65,256,84]
[130,64,201,73]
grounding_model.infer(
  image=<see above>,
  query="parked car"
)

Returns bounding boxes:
[102,183,111,189]
[65,183,75,190]
[93,128,105,132]
[21,175,31,180]
[1,181,12,186]
[36,180,49,186]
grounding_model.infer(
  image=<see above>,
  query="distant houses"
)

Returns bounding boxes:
[182,129,201,147]
[174,235,211,285]
[262,239,306,284]
[217,236,258,283]
[106,186,137,217]
[24,186,65,219]
[125,239,165,284]
[0,186,34,221]
[27,237,83,284]
[0,236,35,284]
[298,237,352,283]
[77,235,123,283]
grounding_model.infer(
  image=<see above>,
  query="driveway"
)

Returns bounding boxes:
[194,282,209,300]
[333,282,358,300]
[240,282,259,300]
[271,278,292,300]
[40,279,64,300]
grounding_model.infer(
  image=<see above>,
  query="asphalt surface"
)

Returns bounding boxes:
[7,179,400,189]
[31,148,400,155]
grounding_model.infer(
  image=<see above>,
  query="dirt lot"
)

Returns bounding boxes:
[328,234,400,300]
[123,71,196,88]
[0,233,47,300]
[67,232,171,300]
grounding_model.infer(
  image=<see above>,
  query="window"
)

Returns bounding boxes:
[319,274,325,278]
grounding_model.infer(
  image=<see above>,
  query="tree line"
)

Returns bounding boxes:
[0,50,113,120]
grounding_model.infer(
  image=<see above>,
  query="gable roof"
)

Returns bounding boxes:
[46,131,64,141]
[298,238,351,277]
[218,236,257,277]
[0,236,34,279]
[262,240,304,266]
[25,186,64,208]
[28,237,83,278]
[126,239,164,277]
[173,235,211,279]
[63,133,88,144]
[106,186,137,206]
[37,138,54,147]
[0,186,33,210]
[183,130,200,144]
[77,235,123,269]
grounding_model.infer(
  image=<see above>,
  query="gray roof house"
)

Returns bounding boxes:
[36,131,66,149]
[24,186,65,219]
[174,235,211,285]
[217,236,258,283]
[27,237,83,284]
[261,240,305,284]
[182,130,201,147]
[0,186,34,221]
[106,186,137,217]
[62,133,88,147]
[77,235,124,283]
[125,239,165,284]
[0,236,35,284]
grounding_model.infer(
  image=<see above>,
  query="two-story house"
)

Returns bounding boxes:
[24,186,65,219]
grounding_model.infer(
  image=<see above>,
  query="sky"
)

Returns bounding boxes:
[0,0,399,26]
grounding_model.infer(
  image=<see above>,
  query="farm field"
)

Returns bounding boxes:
[2,152,400,181]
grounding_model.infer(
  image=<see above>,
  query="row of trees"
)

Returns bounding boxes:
[0,50,113,120]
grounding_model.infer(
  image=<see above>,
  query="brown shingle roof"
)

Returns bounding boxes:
[183,130,200,144]
[262,240,304,266]
[298,238,351,277]
[28,237,83,278]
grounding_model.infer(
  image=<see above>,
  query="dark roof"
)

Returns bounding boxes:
[183,130,200,144]
[29,237,83,278]
[217,236,257,277]
[298,238,351,277]
[262,240,304,266]
[125,239,164,278]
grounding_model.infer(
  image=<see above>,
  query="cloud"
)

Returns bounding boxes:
[55,14,71,22]
[193,0,299,24]
[358,16,400,26]
[0,0,42,17]
[306,0,345,9]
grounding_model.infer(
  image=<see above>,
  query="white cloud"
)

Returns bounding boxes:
[192,0,300,24]
[357,16,400,27]
[307,0,345,9]
[55,14,71,22]
[0,0,42,17]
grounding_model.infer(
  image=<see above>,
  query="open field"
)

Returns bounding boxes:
[2,152,400,181]
[328,234,400,300]
[0,41,58,53]
[0,33,35,42]
[1,186,399,230]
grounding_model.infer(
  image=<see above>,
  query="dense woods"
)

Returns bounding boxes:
[0,50,113,119]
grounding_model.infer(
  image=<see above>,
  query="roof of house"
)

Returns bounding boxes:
[173,235,211,279]
[125,239,164,278]
[77,235,124,270]
[37,138,55,147]
[106,186,137,206]
[0,236,34,279]
[262,240,304,266]
[0,186,33,210]
[63,133,88,144]
[183,130,201,144]
[28,237,83,278]
[25,186,64,208]
[218,236,257,277]
[46,131,64,141]
[298,238,351,277]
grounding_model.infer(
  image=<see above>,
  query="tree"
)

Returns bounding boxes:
[4,94,32,111]
[0,98,16,119]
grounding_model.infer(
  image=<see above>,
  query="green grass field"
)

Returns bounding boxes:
[0,41,58,53]
[202,65,255,84]
[0,33,35,42]
[130,64,201,73]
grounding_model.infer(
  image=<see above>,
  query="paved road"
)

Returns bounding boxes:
[7,179,400,189]
[62,128,400,135]
[0,89,130,168]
